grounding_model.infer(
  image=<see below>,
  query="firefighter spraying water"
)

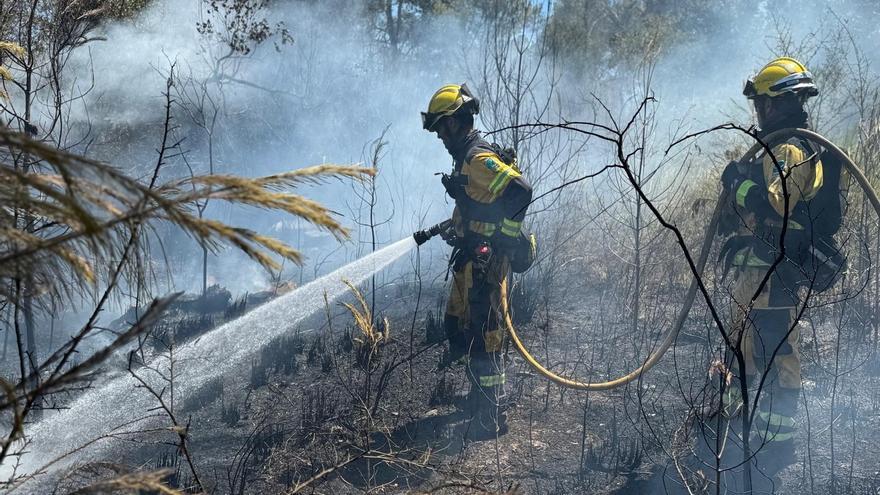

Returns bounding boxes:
[415,83,536,439]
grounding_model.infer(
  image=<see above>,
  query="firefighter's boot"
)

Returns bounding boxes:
[751,386,798,480]
[464,354,508,440]
[751,412,797,477]
[468,398,508,441]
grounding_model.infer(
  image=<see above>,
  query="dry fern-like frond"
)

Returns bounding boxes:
[0,68,12,100]
[191,163,374,190]
[0,41,23,100]
[0,41,26,59]
[0,127,372,298]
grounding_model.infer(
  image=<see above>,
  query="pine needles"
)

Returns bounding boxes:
[0,126,373,300]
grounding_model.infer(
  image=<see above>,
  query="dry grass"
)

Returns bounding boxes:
[342,280,389,359]
[67,468,185,495]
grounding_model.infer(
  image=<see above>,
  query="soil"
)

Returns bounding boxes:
[45,273,880,494]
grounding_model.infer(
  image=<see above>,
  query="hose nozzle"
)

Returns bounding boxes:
[413,219,453,246]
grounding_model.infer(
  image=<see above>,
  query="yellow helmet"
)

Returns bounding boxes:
[421,83,479,131]
[744,57,818,99]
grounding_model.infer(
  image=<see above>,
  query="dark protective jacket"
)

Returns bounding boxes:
[447,131,532,244]
[731,130,823,268]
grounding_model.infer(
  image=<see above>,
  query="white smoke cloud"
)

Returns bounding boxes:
[61,0,878,294]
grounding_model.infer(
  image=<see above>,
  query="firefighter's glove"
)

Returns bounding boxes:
[439,225,457,246]
[721,160,742,191]
[441,173,458,199]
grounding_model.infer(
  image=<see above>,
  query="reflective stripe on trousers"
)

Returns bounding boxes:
[755,410,796,442]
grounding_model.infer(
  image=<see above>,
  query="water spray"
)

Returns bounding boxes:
[4,237,417,489]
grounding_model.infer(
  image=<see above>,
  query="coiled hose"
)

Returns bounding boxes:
[502,128,880,390]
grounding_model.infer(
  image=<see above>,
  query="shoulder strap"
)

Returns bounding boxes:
[465,140,495,164]
[489,142,517,169]
[812,148,846,237]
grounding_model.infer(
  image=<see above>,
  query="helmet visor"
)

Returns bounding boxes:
[743,79,757,98]
[422,111,440,131]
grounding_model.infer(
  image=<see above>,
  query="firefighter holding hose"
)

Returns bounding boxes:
[416,83,534,439]
[717,57,848,478]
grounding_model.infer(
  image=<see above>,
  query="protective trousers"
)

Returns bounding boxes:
[728,264,800,457]
[444,253,509,415]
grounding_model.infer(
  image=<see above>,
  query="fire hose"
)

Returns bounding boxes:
[499,128,880,390]
[415,129,880,390]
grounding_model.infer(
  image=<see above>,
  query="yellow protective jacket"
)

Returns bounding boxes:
[447,131,532,243]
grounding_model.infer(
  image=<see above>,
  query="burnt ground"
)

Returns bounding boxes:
[44,271,880,494]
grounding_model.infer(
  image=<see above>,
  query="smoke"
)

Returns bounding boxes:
[15,0,879,489]
[61,0,878,295]
[66,0,464,293]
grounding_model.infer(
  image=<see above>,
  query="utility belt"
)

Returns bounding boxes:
[448,232,495,273]
[720,224,845,293]
[447,226,537,277]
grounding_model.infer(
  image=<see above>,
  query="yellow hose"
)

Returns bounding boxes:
[502,128,880,390]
